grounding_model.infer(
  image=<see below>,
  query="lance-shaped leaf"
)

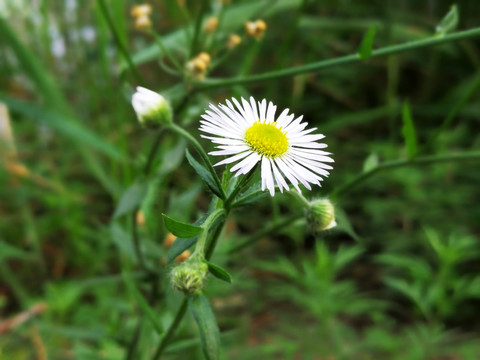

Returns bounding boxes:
[358,25,377,60]
[206,262,233,283]
[401,101,418,159]
[166,237,198,264]
[189,294,221,360]
[435,5,458,37]
[162,214,204,238]
[186,149,224,199]
[113,180,148,218]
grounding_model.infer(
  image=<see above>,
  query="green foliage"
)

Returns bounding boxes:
[1,0,480,359]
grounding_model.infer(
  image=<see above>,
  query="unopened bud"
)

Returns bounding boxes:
[175,250,191,263]
[131,4,152,18]
[307,198,336,232]
[204,17,219,32]
[163,233,176,248]
[185,52,211,80]
[131,87,172,127]
[136,210,146,226]
[245,19,267,39]
[171,258,208,295]
[134,15,152,30]
[226,34,241,49]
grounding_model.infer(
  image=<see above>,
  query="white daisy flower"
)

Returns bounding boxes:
[199,97,334,196]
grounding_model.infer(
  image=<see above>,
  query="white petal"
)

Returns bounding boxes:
[214,151,251,166]
[231,152,261,173]
[270,158,288,193]
[261,157,275,196]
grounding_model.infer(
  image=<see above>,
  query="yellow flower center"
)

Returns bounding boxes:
[244,121,289,158]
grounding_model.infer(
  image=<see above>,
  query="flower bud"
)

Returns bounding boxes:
[245,19,267,39]
[204,17,219,32]
[226,34,242,49]
[307,198,336,232]
[171,259,209,295]
[131,87,172,127]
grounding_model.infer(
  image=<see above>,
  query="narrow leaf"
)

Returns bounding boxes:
[113,180,148,218]
[206,262,233,283]
[435,5,459,37]
[1,96,125,161]
[166,237,198,264]
[362,153,379,173]
[401,101,418,159]
[185,149,224,199]
[358,25,377,60]
[123,272,164,335]
[189,294,220,360]
[162,214,203,238]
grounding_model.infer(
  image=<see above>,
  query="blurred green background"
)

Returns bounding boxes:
[1,0,480,359]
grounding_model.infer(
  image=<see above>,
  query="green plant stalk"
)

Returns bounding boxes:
[194,208,226,256]
[152,297,189,360]
[288,190,311,208]
[425,71,480,149]
[228,213,303,254]
[152,212,227,359]
[190,0,208,57]
[167,123,226,199]
[97,0,144,84]
[197,27,480,89]
[149,29,184,72]
[331,151,480,199]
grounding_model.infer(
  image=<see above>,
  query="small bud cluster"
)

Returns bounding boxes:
[245,19,267,39]
[307,198,337,232]
[227,34,242,49]
[130,4,153,30]
[170,258,209,295]
[204,17,219,33]
[185,52,211,80]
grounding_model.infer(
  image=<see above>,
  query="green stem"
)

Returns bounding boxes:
[167,123,226,199]
[190,0,208,57]
[331,151,480,199]
[149,29,184,73]
[425,70,480,150]
[228,213,303,254]
[97,0,145,84]
[152,297,189,360]
[224,166,257,210]
[288,190,311,208]
[152,210,227,358]
[197,27,480,90]
[194,208,226,256]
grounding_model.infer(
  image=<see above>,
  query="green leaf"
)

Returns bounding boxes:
[1,96,125,161]
[401,101,418,159]
[358,25,377,60]
[166,237,198,264]
[0,17,70,114]
[162,214,204,238]
[435,5,459,37]
[185,149,224,199]
[232,182,268,208]
[122,272,164,335]
[189,294,221,360]
[0,240,35,262]
[362,153,379,173]
[113,180,148,218]
[206,262,233,283]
